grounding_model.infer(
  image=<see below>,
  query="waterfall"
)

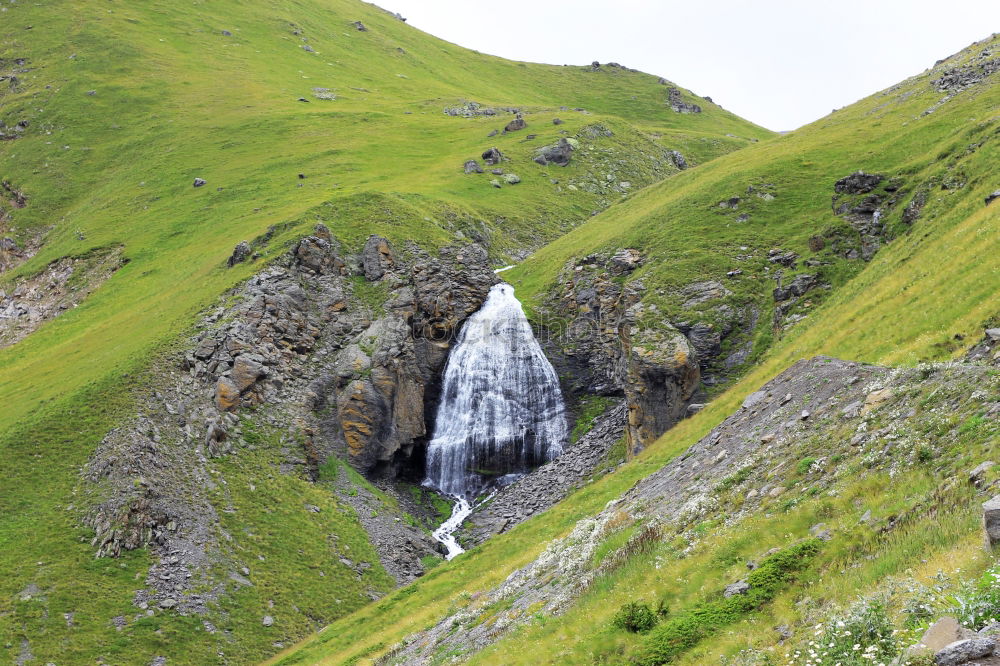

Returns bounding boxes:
[424,283,567,556]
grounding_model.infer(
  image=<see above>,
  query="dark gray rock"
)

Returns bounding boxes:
[221,30,232,36]
[482,147,503,165]
[986,190,1000,206]
[667,87,701,113]
[724,580,750,597]
[933,55,1000,92]
[534,138,574,166]
[670,150,688,170]
[227,241,251,267]
[193,178,206,188]
[352,21,367,31]
[504,114,526,132]
[984,495,1000,549]
[834,171,884,194]
[463,159,483,174]
[302,44,315,53]
[361,235,394,281]
[552,117,564,125]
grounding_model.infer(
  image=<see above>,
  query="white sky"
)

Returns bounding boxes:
[382,0,1000,131]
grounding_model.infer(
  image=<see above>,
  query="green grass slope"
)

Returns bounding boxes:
[508,34,999,373]
[271,36,1000,665]
[0,0,771,663]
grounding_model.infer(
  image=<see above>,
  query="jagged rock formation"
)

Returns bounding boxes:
[667,87,702,113]
[83,229,503,597]
[543,251,699,452]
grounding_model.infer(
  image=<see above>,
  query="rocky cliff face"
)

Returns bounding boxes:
[542,250,700,452]
[82,228,500,600]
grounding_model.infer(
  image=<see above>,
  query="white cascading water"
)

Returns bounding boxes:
[425,283,567,558]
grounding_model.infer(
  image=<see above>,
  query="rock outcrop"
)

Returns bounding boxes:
[82,228,505,598]
[185,230,498,475]
[667,87,702,113]
[544,251,699,452]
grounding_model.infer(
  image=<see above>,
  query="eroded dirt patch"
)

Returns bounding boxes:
[0,246,126,348]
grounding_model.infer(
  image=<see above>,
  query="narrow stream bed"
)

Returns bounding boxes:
[432,496,474,560]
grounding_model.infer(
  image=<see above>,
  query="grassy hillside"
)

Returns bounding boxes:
[270,36,1000,665]
[0,0,771,663]
[508,34,999,374]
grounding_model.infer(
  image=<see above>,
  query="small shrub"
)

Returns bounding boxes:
[916,445,935,463]
[612,602,659,633]
[797,457,817,475]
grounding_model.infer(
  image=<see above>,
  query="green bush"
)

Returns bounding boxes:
[612,602,659,633]
[634,539,821,665]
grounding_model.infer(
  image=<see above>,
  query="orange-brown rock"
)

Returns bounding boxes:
[214,376,240,411]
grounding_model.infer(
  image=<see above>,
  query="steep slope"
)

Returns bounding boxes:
[271,36,999,665]
[0,0,772,664]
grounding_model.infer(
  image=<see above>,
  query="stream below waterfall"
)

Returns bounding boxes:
[423,283,567,558]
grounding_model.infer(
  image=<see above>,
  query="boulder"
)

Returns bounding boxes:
[214,377,240,411]
[504,114,526,132]
[362,235,394,281]
[670,150,688,170]
[971,461,996,485]
[986,190,1000,206]
[503,173,520,185]
[934,637,996,666]
[482,147,503,165]
[681,280,731,308]
[352,20,367,31]
[293,235,344,275]
[724,580,749,597]
[463,159,483,174]
[231,356,266,392]
[984,495,1000,549]
[193,178,206,187]
[534,138,574,166]
[227,241,252,267]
